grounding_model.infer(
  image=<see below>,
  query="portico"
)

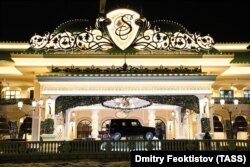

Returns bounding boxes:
[30,73,215,141]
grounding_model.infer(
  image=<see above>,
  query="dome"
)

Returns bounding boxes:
[150,20,189,34]
[54,19,91,33]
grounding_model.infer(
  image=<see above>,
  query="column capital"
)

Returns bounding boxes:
[195,94,207,100]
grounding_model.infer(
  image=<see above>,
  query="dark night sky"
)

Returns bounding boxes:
[0,0,249,42]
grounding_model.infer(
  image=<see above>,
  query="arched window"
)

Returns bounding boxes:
[233,116,247,132]
[101,119,111,131]
[244,90,250,100]
[220,90,234,99]
[77,120,91,139]
[3,89,21,99]
[213,116,224,132]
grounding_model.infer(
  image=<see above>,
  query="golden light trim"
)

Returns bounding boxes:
[214,43,249,51]
[0,43,29,50]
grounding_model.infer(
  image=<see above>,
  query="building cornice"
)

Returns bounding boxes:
[39,80,214,96]
[38,75,216,82]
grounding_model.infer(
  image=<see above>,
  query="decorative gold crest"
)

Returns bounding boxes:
[106,9,140,50]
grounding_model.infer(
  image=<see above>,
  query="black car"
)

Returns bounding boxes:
[106,119,156,141]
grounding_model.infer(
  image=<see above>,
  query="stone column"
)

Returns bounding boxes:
[91,110,99,139]
[31,106,42,141]
[174,107,182,139]
[148,109,155,127]
[65,110,76,140]
[65,109,70,140]
[209,102,214,134]
[55,112,64,140]
[31,81,41,141]
[196,95,209,139]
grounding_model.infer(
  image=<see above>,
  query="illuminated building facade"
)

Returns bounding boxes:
[0,8,249,141]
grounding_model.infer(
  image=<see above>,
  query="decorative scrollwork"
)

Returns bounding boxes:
[76,29,112,50]
[29,9,214,52]
[51,64,202,74]
[134,26,214,51]
[30,28,112,51]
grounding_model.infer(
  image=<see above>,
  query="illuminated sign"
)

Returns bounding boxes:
[30,9,214,52]
[106,9,140,50]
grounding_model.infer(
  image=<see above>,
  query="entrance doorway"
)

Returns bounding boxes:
[155,119,166,139]
[77,119,92,139]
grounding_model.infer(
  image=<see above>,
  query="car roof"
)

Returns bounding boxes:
[111,119,138,121]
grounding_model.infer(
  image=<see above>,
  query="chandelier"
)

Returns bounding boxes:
[102,97,152,113]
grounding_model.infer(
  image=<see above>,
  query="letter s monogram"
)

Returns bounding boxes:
[114,14,133,40]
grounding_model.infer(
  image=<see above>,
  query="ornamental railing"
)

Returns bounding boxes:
[211,97,250,104]
[0,98,32,105]
[50,65,204,75]
[0,140,249,163]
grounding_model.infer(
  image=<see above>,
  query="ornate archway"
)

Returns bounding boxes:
[77,119,92,139]
[55,95,199,115]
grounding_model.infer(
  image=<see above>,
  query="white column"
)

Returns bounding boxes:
[31,106,42,141]
[196,113,201,138]
[55,112,65,140]
[196,95,209,139]
[174,107,182,139]
[186,112,191,139]
[148,109,155,127]
[209,104,214,133]
[91,110,99,139]
[31,81,41,141]
[65,109,70,140]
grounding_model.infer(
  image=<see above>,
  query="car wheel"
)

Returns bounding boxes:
[144,132,154,140]
[112,132,121,141]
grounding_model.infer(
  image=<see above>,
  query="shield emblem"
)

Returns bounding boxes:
[106,9,140,50]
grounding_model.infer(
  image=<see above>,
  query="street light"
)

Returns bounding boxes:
[18,99,37,114]
[220,98,239,139]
